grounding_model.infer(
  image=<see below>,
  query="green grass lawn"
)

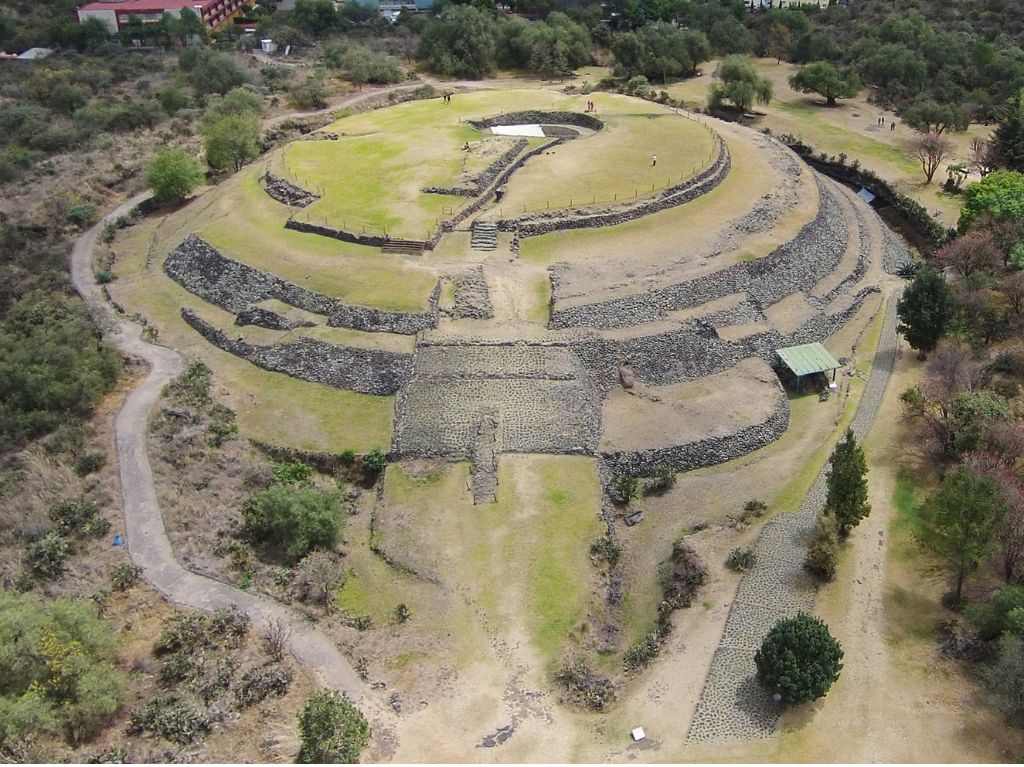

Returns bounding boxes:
[197,166,438,312]
[379,456,603,668]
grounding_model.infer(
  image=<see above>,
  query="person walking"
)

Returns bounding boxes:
[651,154,657,167]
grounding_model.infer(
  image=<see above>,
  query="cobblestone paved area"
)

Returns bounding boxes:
[686,294,900,743]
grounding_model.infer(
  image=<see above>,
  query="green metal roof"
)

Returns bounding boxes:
[776,342,841,377]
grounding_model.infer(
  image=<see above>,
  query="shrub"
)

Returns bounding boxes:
[394,603,411,624]
[297,690,370,763]
[49,498,110,538]
[726,547,756,572]
[643,465,676,496]
[608,474,639,505]
[158,651,197,686]
[272,461,313,485]
[985,634,1024,717]
[24,531,70,580]
[66,202,98,229]
[623,632,660,670]
[0,592,125,745]
[755,613,843,705]
[362,448,387,477]
[0,292,121,446]
[744,499,768,515]
[74,451,106,476]
[154,613,209,656]
[207,403,237,446]
[288,76,327,110]
[554,657,615,710]
[967,585,1024,640]
[589,534,621,567]
[661,539,707,609]
[110,562,143,592]
[292,550,345,605]
[166,361,212,408]
[127,696,209,744]
[235,665,293,708]
[804,515,839,581]
[242,484,344,562]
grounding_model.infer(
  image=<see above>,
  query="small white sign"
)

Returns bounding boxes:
[631,726,646,742]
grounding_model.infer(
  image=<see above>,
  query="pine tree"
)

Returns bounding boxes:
[824,428,870,538]
[897,265,955,358]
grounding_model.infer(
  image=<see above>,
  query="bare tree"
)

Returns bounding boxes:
[1004,273,1024,318]
[915,131,954,184]
[970,137,1000,177]
[935,230,1002,279]
[262,617,292,662]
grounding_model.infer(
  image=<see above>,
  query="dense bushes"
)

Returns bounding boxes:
[242,472,345,562]
[0,291,120,447]
[612,22,709,83]
[297,690,370,763]
[0,592,125,747]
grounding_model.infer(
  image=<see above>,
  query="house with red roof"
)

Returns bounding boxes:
[76,0,244,34]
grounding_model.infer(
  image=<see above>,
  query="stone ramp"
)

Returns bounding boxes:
[686,294,900,744]
[470,414,499,504]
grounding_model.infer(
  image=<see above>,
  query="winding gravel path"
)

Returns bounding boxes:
[687,292,901,743]
[71,196,382,716]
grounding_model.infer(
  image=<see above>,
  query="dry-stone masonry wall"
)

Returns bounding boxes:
[450,266,494,320]
[422,139,529,197]
[469,111,605,132]
[164,235,437,334]
[497,137,730,238]
[600,389,789,477]
[182,309,413,395]
[235,306,308,331]
[261,172,319,208]
[549,178,847,330]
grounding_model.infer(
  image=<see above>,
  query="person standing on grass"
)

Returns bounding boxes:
[651,154,657,167]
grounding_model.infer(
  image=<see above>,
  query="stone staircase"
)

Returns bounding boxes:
[470,221,498,251]
[381,239,426,256]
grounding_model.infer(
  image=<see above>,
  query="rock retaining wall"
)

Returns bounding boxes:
[422,139,529,197]
[164,235,436,335]
[600,389,789,477]
[261,172,319,208]
[549,177,847,330]
[469,111,605,132]
[181,309,413,395]
[497,136,730,238]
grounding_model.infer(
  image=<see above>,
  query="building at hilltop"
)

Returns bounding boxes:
[76,0,244,33]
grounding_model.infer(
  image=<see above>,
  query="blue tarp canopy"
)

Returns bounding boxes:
[857,187,876,204]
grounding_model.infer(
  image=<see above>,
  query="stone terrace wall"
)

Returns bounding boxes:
[549,177,846,330]
[469,111,605,132]
[600,390,789,477]
[498,136,730,238]
[261,172,319,208]
[422,139,529,197]
[164,235,436,335]
[181,309,413,395]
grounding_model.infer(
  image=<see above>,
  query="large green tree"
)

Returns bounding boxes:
[418,5,497,79]
[824,429,870,537]
[146,148,204,205]
[612,23,709,83]
[242,483,344,562]
[755,613,843,705]
[896,265,955,358]
[708,55,772,112]
[915,467,1007,605]
[202,113,261,172]
[902,98,970,135]
[788,61,860,106]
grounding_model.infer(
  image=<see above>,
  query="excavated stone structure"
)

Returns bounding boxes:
[165,112,910,514]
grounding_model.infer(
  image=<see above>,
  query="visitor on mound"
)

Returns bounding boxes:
[651,154,657,167]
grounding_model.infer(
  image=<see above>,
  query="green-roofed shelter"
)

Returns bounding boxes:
[776,342,841,385]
